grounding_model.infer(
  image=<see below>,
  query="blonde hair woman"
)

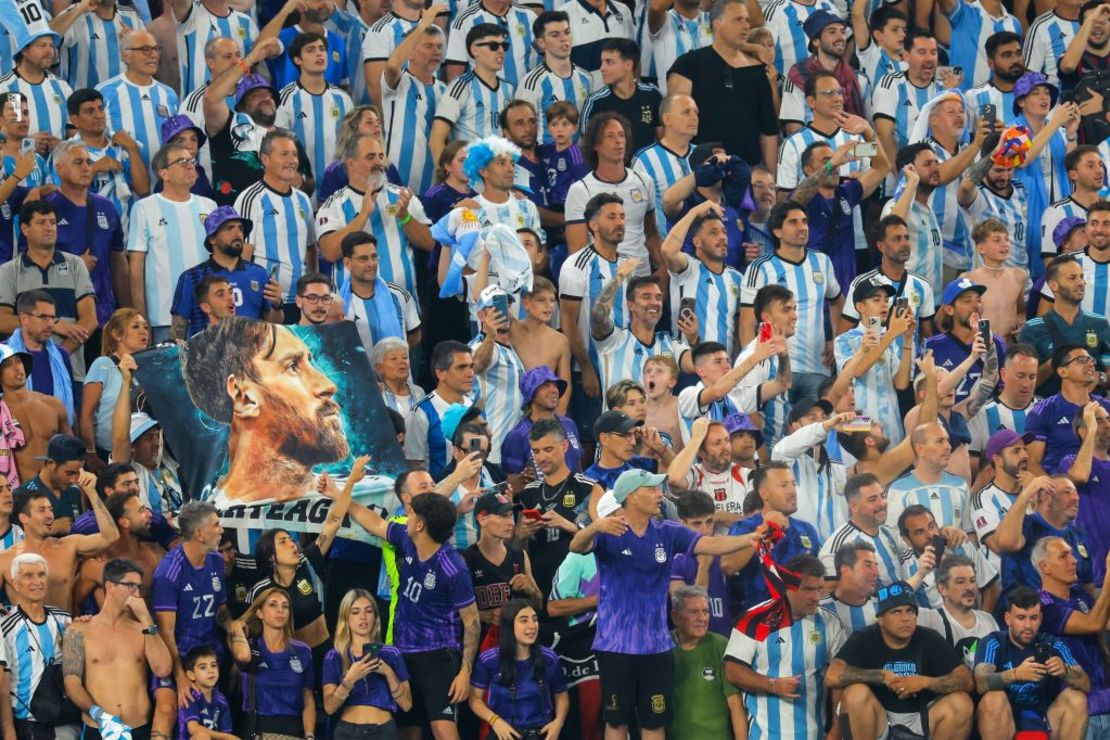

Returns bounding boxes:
[80,308,149,466]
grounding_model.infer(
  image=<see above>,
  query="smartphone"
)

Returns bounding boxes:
[930,534,947,563]
[978,319,991,341]
[952,65,963,77]
[679,296,697,320]
[895,297,909,311]
[852,141,879,158]
[980,103,997,131]
[758,321,772,342]
[268,263,279,282]
[1033,642,1053,664]
[20,137,35,157]
[491,293,510,322]
[521,508,544,522]
[867,316,883,332]
[842,415,872,432]
[937,66,954,79]
[468,437,483,454]
[363,643,382,659]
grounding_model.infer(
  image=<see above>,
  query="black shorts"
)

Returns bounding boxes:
[395,648,461,728]
[597,650,674,730]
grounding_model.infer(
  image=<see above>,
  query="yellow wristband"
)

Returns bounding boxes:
[489,715,500,728]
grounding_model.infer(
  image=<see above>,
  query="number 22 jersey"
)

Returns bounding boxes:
[152,545,227,656]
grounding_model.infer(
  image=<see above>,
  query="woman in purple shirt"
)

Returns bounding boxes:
[469,599,570,740]
[229,588,316,739]
[322,588,412,739]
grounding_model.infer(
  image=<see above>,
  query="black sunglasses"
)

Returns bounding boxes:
[475,40,510,51]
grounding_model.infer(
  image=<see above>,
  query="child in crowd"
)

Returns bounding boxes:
[539,101,588,216]
[643,355,684,453]
[960,218,1028,343]
[178,646,234,740]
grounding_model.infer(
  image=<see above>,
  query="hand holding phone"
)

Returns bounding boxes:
[930,534,947,564]
[679,297,697,321]
[852,141,879,158]
[521,508,544,522]
[758,321,772,342]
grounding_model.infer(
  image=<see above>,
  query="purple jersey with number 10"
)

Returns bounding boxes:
[152,545,227,657]
[385,521,476,653]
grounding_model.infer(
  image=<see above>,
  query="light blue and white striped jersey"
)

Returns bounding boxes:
[50,135,140,235]
[233,182,314,303]
[179,81,228,181]
[841,268,936,336]
[0,524,23,551]
[735,337,790,448]
[871,71,943,153]
[819,595,877,635]
[819,521,908,588]
[516,62,595,145]
[640,8,711,94]
[403,390,474,475]
[328,6,371,105]
[382,382,425,416]
[968,397,1036,454]
[58,4,143,90]
[880,197,943,306]
[1075,251,1110,317]
[359,12,418,68]
[275,81,353,183]
[856,42,906,90]
[176,0,257,96]
[1040,197,1088,259]
[835,326,906,445]
[945,0,1022,90]
[741,249,841,375]
[127,193,215,327]
[965,180,1029,270]
[467,334,524,465]
[558,246,627,368]
[631,141,691,236]
[965,81,1018,128]
[595,328,688,406]
[724,610,845,740]
[771,421,848,540]
[474,192,544,240]
[565,169,656,269]
[383,70,448,196]
[779,74,873,128]
[668,257,742,356]
[1,153,46,189]
[677,381,756,444]
[0,70,72,139]
[928,139,973,271]
[358,184,432,298]
[438,70,516,142]
[777,125,863,191]
[0,606,70,721]
[971,481,1017,571]
[763,0,842,75]
[886,470,973,534]
[96,74,180,173]
[315,185,363,288]
[900,541,998,608]
[449,468,495,549]
[1024,10,1080,86]
[444,3,537,87]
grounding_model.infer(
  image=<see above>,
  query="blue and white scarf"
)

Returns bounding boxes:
[7,329,74,427]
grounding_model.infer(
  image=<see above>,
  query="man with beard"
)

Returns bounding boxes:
[1041,147,1106,266]
[974,430,1041,571]
[127,143,218,343]
[0,344,69,484]
[924,278,1006,406]
[0,30,72,143]
[969,345,1041,466]
[1060,400,1110,583]
[779,12,868,136]
[898,506,999,611]
[1021,258,1110,396]
[294,273,337,327]
[973,585,1089,740]
[884,145,946,302]
[171,206,283,339]
[917,555,999,664]
[958,141,1032,274]
[1060,1,1110,93]
[872,30,946,161]
[669,418,759,532]
[779,70,868,192]
[938,0,1022,91]
[1043,201,1110,318]
[967,32,1026,128]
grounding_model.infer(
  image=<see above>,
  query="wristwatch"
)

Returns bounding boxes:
[142,624,159,635]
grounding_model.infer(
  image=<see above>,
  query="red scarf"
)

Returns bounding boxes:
[733,521,802,641]
[786,57,865,119]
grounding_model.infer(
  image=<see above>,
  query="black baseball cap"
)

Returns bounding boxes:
[594,410,643,436]
[852,275,896,305]
[37,434,85,464]
[475,491,522,517]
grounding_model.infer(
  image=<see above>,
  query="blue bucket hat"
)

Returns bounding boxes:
[161,114,207,150]
[723,413,764,448]
[803,9,846,41]
[235,74,279,111]
[519,366,568,407]
[1012,72,1059,115]
[204,206,253,247]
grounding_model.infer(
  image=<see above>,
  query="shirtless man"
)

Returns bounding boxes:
[0,345,69,482]
[961,219,1027,343]
[0,474,23,550]
[73,489,166,612]
[63,558,173,740]
[509,276,571,415]
[0,485,119,611]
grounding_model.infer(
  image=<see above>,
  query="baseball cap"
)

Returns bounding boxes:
[1052,216,1086,251]
[983,429,1036,462]
[519,366,567,407]
[803,8,846,40]
[852,275,896,305]
[940,277,987,306]
[160,115,207,150]
[612,468,667,504]
[690,142,725,168]
[442,403,483,444]
[787,398,834,426]
[38,434,85,463]
[1012,72,1058,115]
[474,490,522,517]
[0,344,33,377]
[476,284,514,311]
[876,581,919,616]
[723,412,764,447]
[129,412,159,444]
[204,206,254,246]
[597,490,621,517]
[235,74,279,110]
[593,410,643,437]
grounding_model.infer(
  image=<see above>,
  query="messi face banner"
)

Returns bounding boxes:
[134,318,405,541]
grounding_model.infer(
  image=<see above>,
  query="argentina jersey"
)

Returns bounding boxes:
[880,198,943,304]
[966,82,1017,128]
[763,0,841,74]
[857,43,906,89]
[330,11,370,105]
[640,8,711,94]
[234,182,314,303]
[516,63,595,145]
[772,423,848,539]
[834,327,906,445]
[558,246,627,368]
[474,192,544,240]
[1076,251,1110,317]
[51,137,138,234]
[439,70,515,142]
[1,606,70,721]
[779,74,872,128]
[360,13,418,84]
[58,3,142,90]
[928,139,973,270]
[96,74,179,172]
[314,185,361,287]
[466,335,523,464]
[595,329,688,408]
[1,153,46,189]
[1024,10,1080,85]
[565,169,656,268]
[777,125,864,190]
[968,398,1036,454]
[669,257,742,356]
[177,0,257,96]
[1041,197,1088,260]
[841,269,935,334]
[365,184,432,298]
[741,249,841,375]
[383,70,447,196]
[445,3,537,87]
[945,0,1022,89]
[404,391,474,477]
[820,595,877,634]
[871,72,942,152]
[275,81,353,183]
[820,521,907,588]
[735,338,789,448]
[886,471,973,533]
[0,524,23,551]
[0,70,72,139]
[632,142,691,236]
[971,482,1016,570]
[965,181,1029,269]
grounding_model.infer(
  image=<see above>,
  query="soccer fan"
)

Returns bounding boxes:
[631,94,697,237]
[517,11,594,144]
[579,39,660,155]
[850,3,907,87]
[370,337,424,415]
[779,12,870,135]
[1024,344,1110,475]
[0,343,71,484]
[958,155,1032,281]
[923,277,1005,407]
[270,0,350,90]
[445,0,536,87]
[469,286,525,465]
[915,554,999,664]
[897,506,1000,611]
[1062,400,1110,581]
[886,422,975,535]
[937,0,1022,90]
[51,0,143,90]
[171,0,257,96]
[1042,200,1110,318]
[821,542,880,634]
[883,148,945,299]
[295,273,337,327]
[779,70,868,187]
[966,31,1025,127]
[667,490,732,638]
[13,433,87,536]
[0,32,73,142]
[500,367,581,476]
[1041,146,1105,263]
[405,341,475,477]
[0,475,22,550]
[961,225,1030,346]
[507,279,572,409]
[433,25,516,144]
[668,418,754,530]
[973,430,1039,570]
[872,30,946,161]
[337,231,421,356]
[966,342,1038,461]
[677,336,786,438]
[1024,0,1083,85]
[176,646,236,739]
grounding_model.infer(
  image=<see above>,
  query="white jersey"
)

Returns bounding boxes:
[724,610,846,740]
[594,327,688,407]
[820,521,909,588]
[556,0,634,88]
[901,541,998,610]
[763,0,842,75]
[668,257,741,356]
[929,139,974,271]
[1024,10,1080,86]
[404,390,474,473]
[275,81,353,184]
[834,326,906,446]
[819,595,877,636]
[0,606,72,722]
[777,125,863,190]
[683,462,752,523]
[841,268,935,332]
[640,8,711,95]
[360,12,418,67]
[127,193,216,328]
[558,245,626,368]
[565,169,656,269]
[57,4,143,90]
[437,70,516,142]
[742,249,841,375]
[944,0,1022,89]
[734,338,789,448]
[382,70,448,196]
[466,334,524,465]
[342,280,421,358]
[856,42,906,90]
[971,481,1023,571]
[965,82,1018,128]
[631,141,691,236]
[1040,196,1088,259]
[880,197,943,306]
[176,0,258,96]
[964,181,1030,270]
[0,70,72,139]
[234,182,314,303]
[95,74,179,172]
[967,397,1037,454]
[677,381,758,443]
[871,71,943,153]
[916,605,999,667]
[516,62,595,145]
[772,422,849,540]
[886,471,973,534]
[444,2,537,87]
[314,185,362,288]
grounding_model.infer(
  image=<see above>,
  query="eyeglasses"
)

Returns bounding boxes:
[475,41,510,51]
[301,293,334,304]
[1063,355,1096,366]
[815,88,846,97]
[27,313,57,323]
[168,157,197,168]
[111,580,142,592]
[126,45,162,55]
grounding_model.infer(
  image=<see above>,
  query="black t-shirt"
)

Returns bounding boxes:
[208,112,315,207]
[835,624,963,713]
[519,473,595,603]
[462,543,529,642]
[248,553,324,632]
[584,83,662,156]
[668,47,778,166]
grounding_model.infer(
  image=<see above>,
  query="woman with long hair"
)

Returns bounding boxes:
[322,588,412,738]
[229,588,316,739]
[79,308,149,468]
[319,105,403,201]
[469,599,569,740]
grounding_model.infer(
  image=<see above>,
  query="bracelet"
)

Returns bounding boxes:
[339,681,351,692]
[237,60,251,74]
[824,160,833,175]
[769,677,776,694]
[397,213,412,226]
[489,714,500,728]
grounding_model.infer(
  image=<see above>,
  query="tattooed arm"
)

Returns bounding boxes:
[957,154,994,209]
[62,625,98,714]
[824,659,894,689]
[590,258,640,341]
[927,665,974,694]
[446,603,480,703]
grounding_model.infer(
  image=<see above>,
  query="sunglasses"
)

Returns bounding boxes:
[474,41,510,52]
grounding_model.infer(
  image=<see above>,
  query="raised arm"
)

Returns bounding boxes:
[1066,402,1101,485]
[312,458,368,556]
[990,476,1047,553]
[204,38,282,137]
[384,5,445,89]
[590,258,639,341]
[67,482,120,556]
